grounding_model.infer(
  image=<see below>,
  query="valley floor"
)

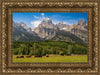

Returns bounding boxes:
[13,55,87,63]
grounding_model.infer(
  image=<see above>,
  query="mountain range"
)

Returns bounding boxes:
[13,17,88,44]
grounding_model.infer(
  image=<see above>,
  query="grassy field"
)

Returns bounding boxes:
[13,55,87,63]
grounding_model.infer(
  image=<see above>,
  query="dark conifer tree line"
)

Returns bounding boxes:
[13,41,87,56]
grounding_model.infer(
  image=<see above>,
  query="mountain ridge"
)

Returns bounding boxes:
[13,17,88,44]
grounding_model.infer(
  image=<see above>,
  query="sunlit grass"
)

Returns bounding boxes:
[13,55,88,63]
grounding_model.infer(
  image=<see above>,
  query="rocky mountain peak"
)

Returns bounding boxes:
[20,22,29,29]
[13,19,88,44]
[13,21,33,34]
[33,17,57,39]
[77,19,86,26]
[37,17,57,30]
[42,17,52,24]
[56,22,67,30]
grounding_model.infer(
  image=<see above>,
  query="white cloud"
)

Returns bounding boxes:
[64,22,72,25]
[31,13,46,28]
[34,16,40,19]
[52,20,72,25]
[41,13,44,16]
[31,20,41,28]
[67,20,78,25]
[52,20,60,25]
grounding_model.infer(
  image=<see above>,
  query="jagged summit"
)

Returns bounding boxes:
[13,19,87,44]
[37,17,55,29]
[77,19,86,26]
[13,21,33,34]
[42,17,52,24]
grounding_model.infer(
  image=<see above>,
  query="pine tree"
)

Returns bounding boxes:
[33,43,36,55]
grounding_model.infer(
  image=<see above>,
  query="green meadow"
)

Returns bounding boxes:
[13,55,87,63]
[13,41,88,63]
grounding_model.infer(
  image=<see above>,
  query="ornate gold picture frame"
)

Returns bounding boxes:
[0,0,99,75]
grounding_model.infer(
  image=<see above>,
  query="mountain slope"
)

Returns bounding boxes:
[33,18,87,44]
[33,17,57,39]
[56,19,88,43]
[13,18,88,44]
[13,22,42,41]
[70,20,88,43]
[52,30,85,44]
[13,28,42,41]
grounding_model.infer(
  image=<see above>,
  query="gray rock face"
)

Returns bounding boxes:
[33,18,88,43]
[77,19,87,26]
[72,20,87,31]
[56,22,72,31]
[70,20,88,43]
[13,22,33,33]
[13,17,88,44]
[33,17,57,39]
[56,22,67,30]
[38,17,57,29]
[13,21,41,41]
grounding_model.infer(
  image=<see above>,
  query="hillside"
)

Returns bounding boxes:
[13,18,88,44]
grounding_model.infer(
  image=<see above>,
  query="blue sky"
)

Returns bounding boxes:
[13,12,87,28]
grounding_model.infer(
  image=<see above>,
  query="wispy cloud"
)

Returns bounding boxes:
[31,13,86,28]
[41,13,44,16]
[62,19,79,25]
[31,21,41,28]
[63,21,74,25]
[52,19,78,25]
[31,13,45,28]
[52,20,60,24]
[34,16,41,19]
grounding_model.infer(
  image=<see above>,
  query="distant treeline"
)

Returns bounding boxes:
[13,41,87,56]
